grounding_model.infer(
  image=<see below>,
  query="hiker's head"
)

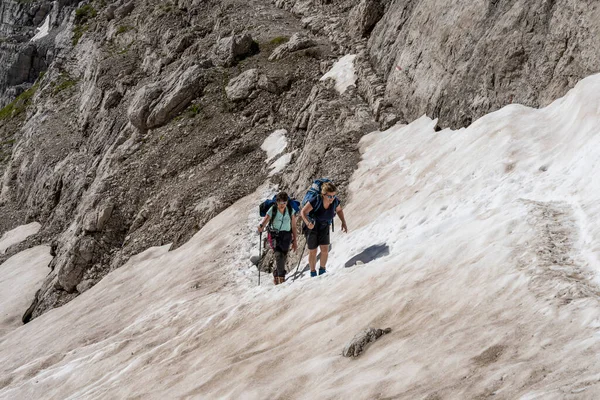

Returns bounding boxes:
[276,192,289,208]
[321,182,337,203]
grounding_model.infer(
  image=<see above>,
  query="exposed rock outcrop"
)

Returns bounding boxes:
[212,33,258,67]
[275,0,600,129]
[343,327,392,357]
[225,69,260,102]
[128,63,208,130]
[268,32,316,61]
[0,0,77,108]
[347,0,384,38]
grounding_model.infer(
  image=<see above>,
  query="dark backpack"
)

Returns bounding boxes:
[259,195,300,228]
[301,178,340,230]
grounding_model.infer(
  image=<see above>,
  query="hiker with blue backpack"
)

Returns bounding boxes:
[258,191,298,285]
[300,179,348,277]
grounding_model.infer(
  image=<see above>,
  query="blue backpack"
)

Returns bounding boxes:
[259,195,300,223]
[301,178,340,230]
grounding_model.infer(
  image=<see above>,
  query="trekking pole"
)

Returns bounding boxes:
[258,231,262,286]
[292,242,306,281]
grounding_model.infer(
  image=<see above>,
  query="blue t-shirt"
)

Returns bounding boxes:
[309,196,339,223]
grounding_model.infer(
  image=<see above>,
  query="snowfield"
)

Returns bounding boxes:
[1,73,600,398]
[0,222,41,254]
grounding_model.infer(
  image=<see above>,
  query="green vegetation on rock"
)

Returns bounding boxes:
[0,83,39,121]
[116,25,133,35]
[52,73,78,95]
[72,4,97,45]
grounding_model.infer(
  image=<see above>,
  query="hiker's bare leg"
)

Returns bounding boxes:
[319,244,329,269]
[308,248,318,272]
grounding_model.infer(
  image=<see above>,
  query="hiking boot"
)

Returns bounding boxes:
[310,270,317,277]
[318,268,326,275]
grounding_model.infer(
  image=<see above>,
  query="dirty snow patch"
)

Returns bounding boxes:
[31,15,50,42]
[320,54,357,94]
[195,195,220,214]
[261,129,288,163]
[268,151,296,176]
[0,246,51,337]
[0,222,41,254]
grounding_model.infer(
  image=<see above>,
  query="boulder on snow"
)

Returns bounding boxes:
[348,0,384,38]
[344,244,390,268]
[212,33,257,67]
[225,69,260,101]
[269,32,316,61]
[342,327,391,357]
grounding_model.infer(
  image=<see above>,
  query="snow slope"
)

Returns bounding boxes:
[0,222,41,254]
[1,74,600,398]
[0,246,51,338]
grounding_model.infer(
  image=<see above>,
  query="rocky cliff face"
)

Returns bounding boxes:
[369,0,600,128]
[0,0,78,107]
[0,0,598,321]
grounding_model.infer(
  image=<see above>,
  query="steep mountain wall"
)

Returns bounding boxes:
[0,0,77,107]
[369,0,600,128]
[275,0,600,128]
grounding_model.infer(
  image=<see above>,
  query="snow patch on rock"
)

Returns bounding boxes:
[0,222,41,254]
[261,129,288,163]
[320,54,357,94]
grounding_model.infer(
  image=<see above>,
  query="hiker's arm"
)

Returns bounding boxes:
[258,214,270,232]
[336,205,348,233]
[291,214,298,251]
[300,203,314,229]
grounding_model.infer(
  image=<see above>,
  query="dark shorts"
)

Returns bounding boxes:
[304,223,330,250]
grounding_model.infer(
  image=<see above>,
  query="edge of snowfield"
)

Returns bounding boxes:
[1,74,600,398]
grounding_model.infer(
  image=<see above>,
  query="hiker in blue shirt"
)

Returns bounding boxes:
[300,181,348,277]
[258,192,298,284]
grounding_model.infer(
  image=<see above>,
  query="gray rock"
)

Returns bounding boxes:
[96,204,114,231]
[269,32,316,61]
[83,211,98,232]
[104,4,117,20]
[146,64,206,128]
[379,112,401,130]
[348,0,384,38]
[225,69,260,101]
[368,0,600,129]
[128,64,207,130]
[76,279,95,293]
[57,256,85,293]
[103,89,122,110]
[342,327,392,357]
[128,84,163,130]
[114,1,135,20]
[212,33,257,67]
